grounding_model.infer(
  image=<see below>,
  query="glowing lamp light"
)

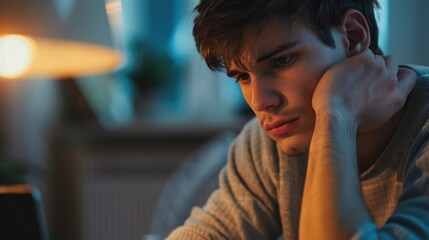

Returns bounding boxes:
[0,35,35,78]
[0,0,122,80]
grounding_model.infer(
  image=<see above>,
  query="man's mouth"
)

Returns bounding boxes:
[265,118,300,137]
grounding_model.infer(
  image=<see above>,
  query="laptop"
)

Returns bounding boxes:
[0,184,49,240]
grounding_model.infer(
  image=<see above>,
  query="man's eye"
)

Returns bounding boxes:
[235,73,250,84]
[274,55,294,67]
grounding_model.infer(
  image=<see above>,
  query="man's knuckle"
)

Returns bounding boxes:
[386,78,397,91]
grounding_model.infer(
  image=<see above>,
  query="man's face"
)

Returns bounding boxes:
[227,19,347,155]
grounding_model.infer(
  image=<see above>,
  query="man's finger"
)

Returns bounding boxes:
[397,68,417,97]
[383,55,398,73]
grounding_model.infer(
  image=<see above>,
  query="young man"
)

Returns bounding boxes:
[168,0,429,239]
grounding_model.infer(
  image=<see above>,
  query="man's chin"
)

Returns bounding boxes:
[277,140,310,157]
[282,148,308,157]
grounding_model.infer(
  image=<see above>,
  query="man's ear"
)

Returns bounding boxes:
[340,9,370,56]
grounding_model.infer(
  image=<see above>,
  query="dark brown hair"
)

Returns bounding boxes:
[193,0,381,71]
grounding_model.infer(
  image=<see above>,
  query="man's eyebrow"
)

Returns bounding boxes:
[226,40,301,77]
[257,40,301,63]
[226,70,242,77]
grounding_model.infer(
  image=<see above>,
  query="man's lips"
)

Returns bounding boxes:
[265,118,300,137]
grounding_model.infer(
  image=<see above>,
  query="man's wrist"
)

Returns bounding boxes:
[310,107,358,169]
[314,107,358,134]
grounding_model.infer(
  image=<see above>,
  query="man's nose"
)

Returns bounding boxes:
[250,76,281,112]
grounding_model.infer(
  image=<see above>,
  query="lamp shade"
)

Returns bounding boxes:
[0,0,122,80]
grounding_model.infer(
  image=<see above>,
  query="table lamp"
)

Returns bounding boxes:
[0,0,122,80]
[0,1,122,239]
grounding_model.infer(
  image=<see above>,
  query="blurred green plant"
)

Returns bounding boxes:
[124,38,175,94]
[0,161,27,184]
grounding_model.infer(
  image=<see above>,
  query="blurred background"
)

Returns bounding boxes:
[0,0,428,239]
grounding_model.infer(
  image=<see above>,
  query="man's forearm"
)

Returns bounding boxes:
[299,111,372,239]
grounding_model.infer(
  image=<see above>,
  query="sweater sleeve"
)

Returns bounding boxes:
[166,119,282,239]
[352,130,429,239]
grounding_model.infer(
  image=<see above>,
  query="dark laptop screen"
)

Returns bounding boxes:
[0,185,48,240]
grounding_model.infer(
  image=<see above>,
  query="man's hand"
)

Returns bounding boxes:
[312,49,416,132]
[299,50,416,240]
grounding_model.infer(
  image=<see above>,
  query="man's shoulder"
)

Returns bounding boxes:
[403,64,429,160]
[403,64,429,113]
[236,117,269,144]
[232,117,278,155]
[241,117,263,135]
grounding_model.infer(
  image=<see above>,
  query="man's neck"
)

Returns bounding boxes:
[356,107,406,174]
